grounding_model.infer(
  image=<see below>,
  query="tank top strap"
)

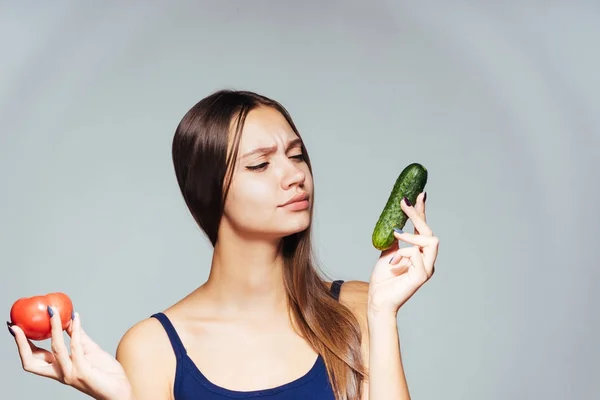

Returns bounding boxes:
[150,312,187,360]
[329,279,344,301]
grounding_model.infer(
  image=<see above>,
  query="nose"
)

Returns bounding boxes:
[280,158,306,189]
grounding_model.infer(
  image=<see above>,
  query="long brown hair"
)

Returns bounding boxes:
[171,89,366,399]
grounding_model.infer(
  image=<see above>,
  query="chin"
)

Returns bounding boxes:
[276,214,312,237]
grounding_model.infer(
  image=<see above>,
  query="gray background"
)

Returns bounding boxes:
[1,1,598,399]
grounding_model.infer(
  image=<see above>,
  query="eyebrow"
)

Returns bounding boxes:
[240,138,303,160]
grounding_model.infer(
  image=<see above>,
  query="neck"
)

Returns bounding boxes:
[203,231,288,316]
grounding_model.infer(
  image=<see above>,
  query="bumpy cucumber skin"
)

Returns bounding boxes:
[371,163,428,251]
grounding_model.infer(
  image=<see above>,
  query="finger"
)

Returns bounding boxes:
[389,254,412,276]
[66,321,100,356]
[394,231,439,276]
[407,192,425,235]
[10,324,57,377]
[420,191,427,221]
[401,197,432,236]
[393,246,429,284]
[10,324,33,363]
[48,306,72,378]
[70,312,86,368]
[414,192,426,221]
[389,252,412,267]
[393,230,437,247]
[391,246,424,268]
[410,193,421,235]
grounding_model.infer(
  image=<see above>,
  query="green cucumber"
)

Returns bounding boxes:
[371,162,428,251]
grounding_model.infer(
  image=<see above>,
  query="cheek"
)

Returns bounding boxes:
[227,178,275,215]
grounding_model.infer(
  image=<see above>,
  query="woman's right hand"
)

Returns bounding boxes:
[8,306,133,400]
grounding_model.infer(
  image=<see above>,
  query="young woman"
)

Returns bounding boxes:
[9,90,439,400]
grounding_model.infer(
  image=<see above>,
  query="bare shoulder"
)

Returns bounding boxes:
[116,316,175,400]
[326,279,370,326]
[336,280,369,315]
[116,316,172,359]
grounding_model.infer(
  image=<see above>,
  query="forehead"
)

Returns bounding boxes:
[236,106,298,148]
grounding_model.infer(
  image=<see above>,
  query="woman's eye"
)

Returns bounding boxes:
[246,154,303,171]
[246,162,269,171]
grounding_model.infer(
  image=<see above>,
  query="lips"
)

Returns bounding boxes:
[280,192,309,207]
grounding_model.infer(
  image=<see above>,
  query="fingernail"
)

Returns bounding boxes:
[71,311,75,320]
[6,321,15,337]
[393,227,404,234]
[47,306,54,317]
[403,197,412,207]
[423,192,427,202]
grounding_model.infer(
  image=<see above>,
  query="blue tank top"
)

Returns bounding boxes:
[150,280,345,400]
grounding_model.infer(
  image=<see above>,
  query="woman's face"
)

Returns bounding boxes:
[222,106,314,240]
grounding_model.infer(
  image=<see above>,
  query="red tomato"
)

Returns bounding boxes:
[9,292,73,341]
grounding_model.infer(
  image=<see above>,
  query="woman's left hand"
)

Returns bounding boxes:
[367,192,439,317]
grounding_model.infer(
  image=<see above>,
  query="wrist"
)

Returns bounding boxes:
[367,309,400,347]
[367,305,398,328]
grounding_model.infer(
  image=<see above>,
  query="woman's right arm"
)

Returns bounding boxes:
[10,307,172,400]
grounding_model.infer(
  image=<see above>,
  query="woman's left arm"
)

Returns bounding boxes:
[363,192,439,399]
